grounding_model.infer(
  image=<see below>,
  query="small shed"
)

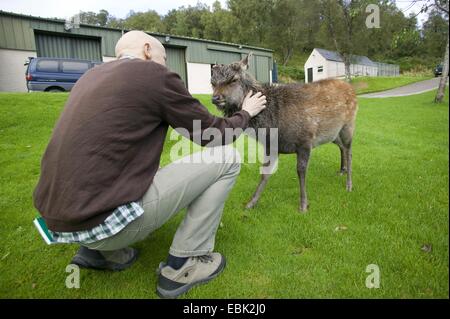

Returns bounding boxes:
[304,48,378,83]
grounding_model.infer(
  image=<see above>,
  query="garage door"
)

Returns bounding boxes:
[35,32,102,61]
[165,46,187,86]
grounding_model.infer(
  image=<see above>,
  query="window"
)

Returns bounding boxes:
[62,61,90,74]
[318,66,324,73]
[36,60,59,72]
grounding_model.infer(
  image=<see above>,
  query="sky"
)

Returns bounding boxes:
[0,0,429,24]
[0,0,226,20]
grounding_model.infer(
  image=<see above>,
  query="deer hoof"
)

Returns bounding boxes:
[346,184,353,192]
[245,201,256,209]
[299,203,309,213]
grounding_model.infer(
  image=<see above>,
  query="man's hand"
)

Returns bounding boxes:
[242,90,267,117]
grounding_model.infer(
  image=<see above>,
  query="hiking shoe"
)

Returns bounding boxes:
[71,246,138,271]
[156,252,226,299]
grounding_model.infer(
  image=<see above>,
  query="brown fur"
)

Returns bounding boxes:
[211,55,358,212]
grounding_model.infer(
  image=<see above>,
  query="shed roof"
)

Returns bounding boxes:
[315,48,376,66]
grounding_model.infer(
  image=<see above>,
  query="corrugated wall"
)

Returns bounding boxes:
[35,32,102,60]
[0,13,36,50]
[0,13,120,57]
[255,55,270,83]
[165,46,187,85]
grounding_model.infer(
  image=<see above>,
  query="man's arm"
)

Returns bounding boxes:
[157,68,264,146]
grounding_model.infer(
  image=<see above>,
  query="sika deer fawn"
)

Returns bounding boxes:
[211,54,358,212]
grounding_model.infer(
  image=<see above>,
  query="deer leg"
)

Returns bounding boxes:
[246,139,278,209]
[333,137,347,175]
[297,146,311,212]
[345,144,353,192]
[339,124,354,192]
[245,169,272,209]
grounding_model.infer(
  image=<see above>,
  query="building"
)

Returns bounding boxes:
[304,48,399,83]
[0,11,274,93]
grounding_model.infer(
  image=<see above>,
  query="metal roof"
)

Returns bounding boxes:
[315,48,376,66]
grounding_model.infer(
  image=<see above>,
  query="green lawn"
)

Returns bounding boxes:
[0,90,448,298]
[352,76,433,95]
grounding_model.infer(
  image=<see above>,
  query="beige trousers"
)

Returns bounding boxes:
[84,146,241,257]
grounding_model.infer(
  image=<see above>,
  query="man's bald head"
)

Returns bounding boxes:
[115,30,166,66]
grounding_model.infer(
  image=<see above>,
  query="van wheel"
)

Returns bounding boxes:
[46,88,64,93]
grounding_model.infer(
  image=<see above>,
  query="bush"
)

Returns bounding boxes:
[383,56,440,75]
[277,65,305,83]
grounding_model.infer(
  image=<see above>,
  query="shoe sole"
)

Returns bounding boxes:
[156,256,227,299]
[71,250,139,271]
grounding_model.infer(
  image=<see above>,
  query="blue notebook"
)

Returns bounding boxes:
[33,216,57,245]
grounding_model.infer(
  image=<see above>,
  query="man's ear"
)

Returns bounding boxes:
[239,52,253,70]
[144,43,152,60]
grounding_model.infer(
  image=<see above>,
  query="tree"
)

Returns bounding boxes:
[107,16,125,29]
[404,0,448,102]
[77,11,99,25]
[268,0,304,65]
[202,1,239,42]
[364,2,412,60]
[162,9,179,34]
[422,8,449,58]
[75,10,111,27]
[96,9,109,26]
[391,16,422,58]
[163,3,210,38]
[227,0,274,46]
[122,10,164,33]
[320,0,367,81]
[301,0,323,53]
[433,0,449,103]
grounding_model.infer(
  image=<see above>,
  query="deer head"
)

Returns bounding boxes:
[210,52,261,116]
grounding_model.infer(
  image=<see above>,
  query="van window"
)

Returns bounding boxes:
[62,61,90,73]
[36,60,59,72]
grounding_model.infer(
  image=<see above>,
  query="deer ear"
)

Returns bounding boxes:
[239,52,253,70]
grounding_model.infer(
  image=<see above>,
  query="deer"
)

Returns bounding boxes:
[210,53,358,212]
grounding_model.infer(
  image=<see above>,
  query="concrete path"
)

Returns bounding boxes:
[359,77,444,98]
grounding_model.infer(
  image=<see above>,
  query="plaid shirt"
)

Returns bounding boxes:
[50,202,144,244]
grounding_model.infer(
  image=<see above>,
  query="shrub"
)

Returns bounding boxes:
[277,65,305,83]
[383,56,439,75]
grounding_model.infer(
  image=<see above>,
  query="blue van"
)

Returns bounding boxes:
[25,57,102,92]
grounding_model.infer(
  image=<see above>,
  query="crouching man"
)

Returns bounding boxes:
[33,30,266,298]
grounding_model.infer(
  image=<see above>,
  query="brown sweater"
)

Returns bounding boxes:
[33,58,250,232]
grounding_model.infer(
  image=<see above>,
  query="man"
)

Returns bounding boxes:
[33,30,266,298]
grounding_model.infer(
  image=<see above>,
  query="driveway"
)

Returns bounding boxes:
[359,77,444,98]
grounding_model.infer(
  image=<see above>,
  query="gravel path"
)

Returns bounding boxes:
[359,77,444,98]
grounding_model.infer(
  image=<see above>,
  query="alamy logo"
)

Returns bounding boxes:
[365,264,380,289]
[169,120,279,175]
[64,14,80,31]
[65,264,80,289]
[366,4,380,29]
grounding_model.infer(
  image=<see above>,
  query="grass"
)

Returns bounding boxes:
[352,76,433,95]
[0,89,448,298]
